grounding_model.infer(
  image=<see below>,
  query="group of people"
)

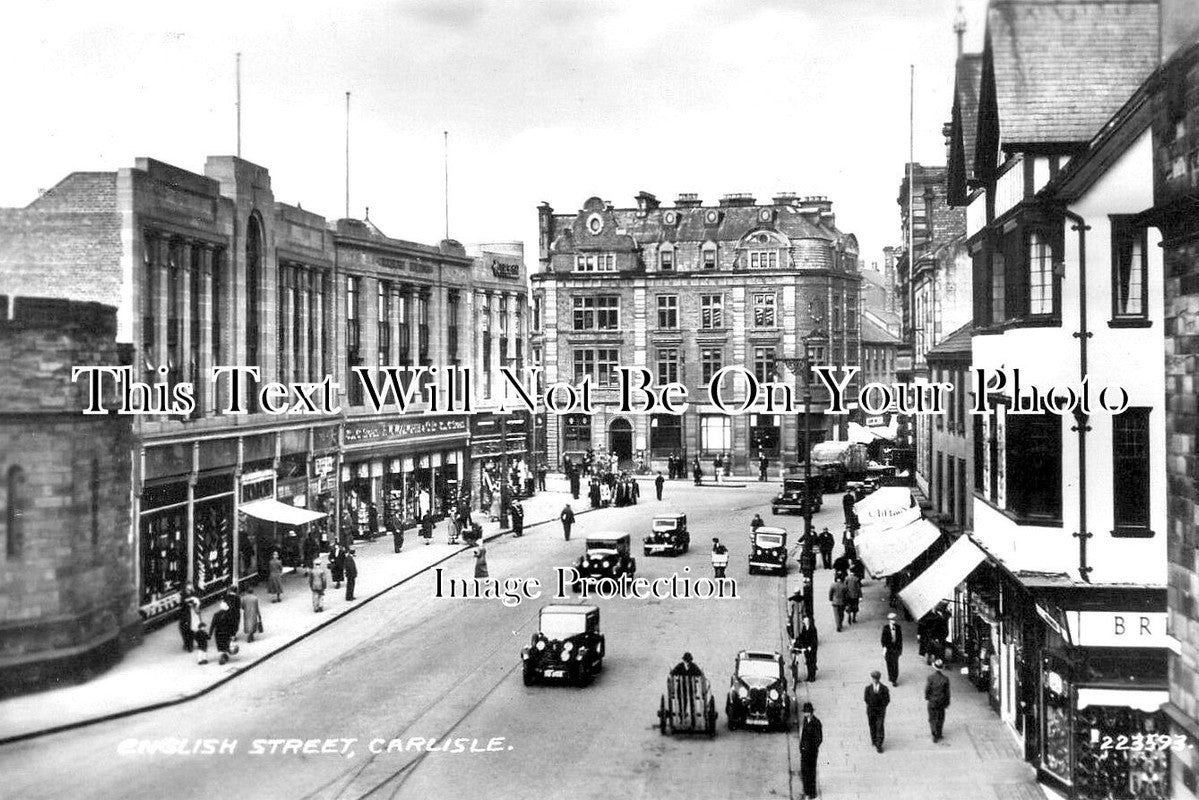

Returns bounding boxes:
[587,471,640,509]
[177,584,262,666]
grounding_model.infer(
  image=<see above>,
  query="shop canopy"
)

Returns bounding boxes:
[854,517,941,578]
[239,498,327,526]
[854,487,915,526]
[847,420,899,444]
[898,535,987,620]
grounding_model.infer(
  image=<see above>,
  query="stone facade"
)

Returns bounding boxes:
[0,297,138,695]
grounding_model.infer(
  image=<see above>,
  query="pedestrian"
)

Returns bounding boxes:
[797,701,823,800]
[881,611,903,686]
[301,531,318,570]
[842,490,857,529]
[817,528,835,569]
[758,456,769,482]
[631,476,640,504]
[344,548,358,601]
[751,513,764,532]
[711,542,729,579]
[308,557,328,612]
[179,594,201,652]
[828,574,848,632]
[267,549,284,602]
[211,599,239,665]
[723,452,732,478]
[667,454,676,480]
[510,499,525,536]
[793,616,819,682]
[864,670,891,753]
[560,504,575,541]
[651,471,664,501]
[925,658,951,742]
[421,512,434,545]
[927,603,950,664]
[845,570,863,624]
[327,542,344,588]
[474,543,489,578]
[537,461,548,492]
[193,620,211,665]
[692,457,702,485]
[241,585,263,643]
[224,587,242,640]
[832,552,850,576]
[713,455,722,483]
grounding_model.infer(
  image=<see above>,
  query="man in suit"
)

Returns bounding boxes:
[828,575,848,632]
[655,471,665,501]
[863,670,891,752]
[343,549,358,601]
[797,701,823,799]
[881,612,903,686]
[925,658,952,741]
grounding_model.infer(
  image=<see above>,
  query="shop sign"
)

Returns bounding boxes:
[490,259,521,279]
[314,456,334,475]
[1067,611,1170,649]
[242,469,275,485]
[344,417,468,446]
[865,416,885,426]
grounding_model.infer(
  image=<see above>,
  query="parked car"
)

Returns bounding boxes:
[748,526,788,575]
[644,512,690,556]
[521,604,605,686]
[570,531,636,591]
[725,650,792,731]
[771,478,823,515]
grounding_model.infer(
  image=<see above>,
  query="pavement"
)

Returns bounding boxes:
[0,477,590,745]
[0,478,1042,800]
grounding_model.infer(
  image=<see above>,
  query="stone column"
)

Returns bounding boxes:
[154,236,170,379]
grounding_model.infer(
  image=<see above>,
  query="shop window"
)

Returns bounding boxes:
[561,414,592,456]
[700,414,731,454]
[750,414,781,457]
[649,413,683,457]
[1041,659,1073,784]
[1074,705,1170,799]
[1111,218,1149,323]
[1112,408,1152,536]
[1005,412,1061,523]
[6,465,25,559]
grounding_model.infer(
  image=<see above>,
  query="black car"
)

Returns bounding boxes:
[521,604,605,686]
[748,527,788,575]
[571,532,636,590]
[726,650,792,731]
[771,478,823,515]
[644,513,690,556]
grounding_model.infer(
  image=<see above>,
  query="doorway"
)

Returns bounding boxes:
[609,418,633,465]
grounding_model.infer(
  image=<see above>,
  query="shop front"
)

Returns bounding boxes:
[341,415,469,539]
[471,411,530,513]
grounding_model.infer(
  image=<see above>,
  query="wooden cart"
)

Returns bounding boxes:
[658,674,717,737]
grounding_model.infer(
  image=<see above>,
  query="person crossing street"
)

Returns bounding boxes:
[710,538,729,578]
[560,504,575,541]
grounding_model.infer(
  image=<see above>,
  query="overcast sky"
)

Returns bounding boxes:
[0,0,986,267]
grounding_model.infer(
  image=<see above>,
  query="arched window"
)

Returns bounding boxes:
[7,465,26,558]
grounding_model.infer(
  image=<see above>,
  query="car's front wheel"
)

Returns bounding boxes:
[522,665,536,686]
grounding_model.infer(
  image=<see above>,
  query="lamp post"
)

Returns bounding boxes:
[782,331,819,615]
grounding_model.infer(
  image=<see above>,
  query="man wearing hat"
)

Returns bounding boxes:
[880,612,903,686]
[925,658,951,741]
[797,701,823,799]
[863,670,891,752]
[670,652,703,677]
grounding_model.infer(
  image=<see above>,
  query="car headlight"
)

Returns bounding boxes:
[768,689,780,701]
[535,640,546,651]
[602,560,610,569]
[559,650,571,662]
[563,641,574,652]
[737,686,749,698]
[576,646,587,660]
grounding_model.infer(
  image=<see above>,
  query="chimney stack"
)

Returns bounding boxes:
[675,193,702,208]
[635,191,660,212]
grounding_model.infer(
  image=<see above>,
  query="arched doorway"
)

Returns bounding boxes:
[608,418,633,465]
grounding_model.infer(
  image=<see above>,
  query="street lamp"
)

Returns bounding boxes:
[780,330,821,615]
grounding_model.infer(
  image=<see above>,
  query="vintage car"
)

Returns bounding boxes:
[771,477,823,515]
[748,526,788,575]
[643,512,690,556]
[571,531,637,590]
[658,671,717,737]
[521,604,605,686]
[725,650,792,731]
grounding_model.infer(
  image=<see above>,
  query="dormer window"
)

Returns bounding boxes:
[575,253,616,272]
[660,248,674,271]
[702,244,717,270]
[748,250,779,269]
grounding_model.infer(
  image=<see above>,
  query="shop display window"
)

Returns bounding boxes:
[140,508,186,606]
[193,497,233,590]
[1042,665,1073,784]
[1075,706,1169,799]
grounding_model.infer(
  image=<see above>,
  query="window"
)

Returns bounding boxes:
[245,216,262,411]
[532,295,543,331]
[574,253,616,272]
[988,414,999,501]
[752,293,776,327]
[660,249,674,271]
[650,413,683,456]
[1005,412,1061,522]
[1112,408,1151,535]
[7,465,25,558]
[700,295,723,328]
[657,348,679,385]
[378,281,392,367]
[657,295,678,329]
[700,414,732,453]
[703,246,717,270]
[397,290,411,365]
[990,253,1006,325]
[573,349,595,384]
[1027,232,1054,315]
[701,348,723,385]
[748,250,779,269]
[596,348,619,389]
[417,292,430,362]
[753,347,776,384]
[573,296,620,330]
[446,291,460,362]
[346,276,362,406]
[1112,219,1148,321]
[562,414,592,455]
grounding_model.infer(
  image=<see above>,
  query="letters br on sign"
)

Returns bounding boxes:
[1067,611,1168,648]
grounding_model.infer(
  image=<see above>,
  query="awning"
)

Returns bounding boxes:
[854,487,915,527]
[855,517,941,578]
[239,498,327,526]
[858,505,922,536]
[1076,688,1168,713]
[899,535,987,620]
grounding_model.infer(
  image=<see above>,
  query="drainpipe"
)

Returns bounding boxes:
[1062,209,1092,583]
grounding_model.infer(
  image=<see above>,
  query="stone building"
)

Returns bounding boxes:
[0,297,139,694]
[531,192,860,472]
[0,155,528,628]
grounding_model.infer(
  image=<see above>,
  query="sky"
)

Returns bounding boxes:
[0,0,987,268]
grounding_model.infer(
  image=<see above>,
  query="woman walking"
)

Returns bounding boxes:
[474,544,489,579]
[267,550,284,603]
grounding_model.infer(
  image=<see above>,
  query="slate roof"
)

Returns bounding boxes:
[955,54,983,177]
[860,315,900,346]
[551,202,844,247]
[926,322,973,358]
[986,0,1159,146]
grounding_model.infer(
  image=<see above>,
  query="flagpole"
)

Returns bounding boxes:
[345,91,351,219]
[444,131,450,240]
[236,53,242,158]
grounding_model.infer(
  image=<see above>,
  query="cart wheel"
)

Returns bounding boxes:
[658,696,667,735]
